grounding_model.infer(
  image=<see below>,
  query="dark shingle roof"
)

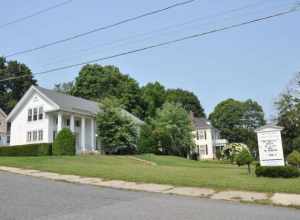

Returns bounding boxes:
[36,86,99,115]
[36,86,144,124]
[192,117,212,129]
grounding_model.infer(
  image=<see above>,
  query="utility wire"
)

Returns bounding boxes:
[43,0,293,67]
[4,0,197,58]
[0,0,73,30]
[0,5,299,83]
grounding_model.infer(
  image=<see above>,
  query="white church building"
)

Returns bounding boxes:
[6,86,143,153]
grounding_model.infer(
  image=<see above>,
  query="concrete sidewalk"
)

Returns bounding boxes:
[0,166,299,208]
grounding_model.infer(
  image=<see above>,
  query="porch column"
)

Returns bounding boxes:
[91,118,96,151]
[57,112,63,133]
[70,114,75,133]
[81,117,86,152]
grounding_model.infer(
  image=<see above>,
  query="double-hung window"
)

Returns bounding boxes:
[32,131,37,141]
[38,130,43,141]
[38,107,43,120]
[27,131,32,142]
[33,108,38,121]
[28,109,32,121]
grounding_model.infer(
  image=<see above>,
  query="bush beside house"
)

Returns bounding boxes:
[0,143,52,156]
[52,128,76,155]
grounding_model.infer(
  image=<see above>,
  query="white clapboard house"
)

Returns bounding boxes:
[6,86,143,154]
[191,117,228,160]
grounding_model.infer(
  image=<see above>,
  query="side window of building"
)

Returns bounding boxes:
[38,107,43,120]
[27,131,32,142]
[28,109,32,121]
[199,130,207,140]
[33,131,37,141]
[75,120,80,127]
[33,108,38,121]
[38,130,43,141]
[196,130,199,140]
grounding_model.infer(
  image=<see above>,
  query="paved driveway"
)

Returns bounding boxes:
[0,172,299,220]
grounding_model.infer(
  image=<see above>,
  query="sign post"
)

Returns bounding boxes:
[255,124,284,167]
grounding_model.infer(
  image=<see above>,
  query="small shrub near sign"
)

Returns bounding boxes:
[235,149,254,175]
[287,150,300,168]
[255,165,300,178]
[0,143,52,156]
[52,128,75,155]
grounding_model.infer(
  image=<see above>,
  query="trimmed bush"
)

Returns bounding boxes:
[235,149,254,175]
[287,150,300,167]
[52,128,75,155]
[0,143,52,156]
[255,165,300,178]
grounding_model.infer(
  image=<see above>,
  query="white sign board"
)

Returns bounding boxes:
[256,127,284,167]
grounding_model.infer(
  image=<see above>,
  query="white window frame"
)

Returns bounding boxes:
[38,130,43,141]
[38,106,43,120]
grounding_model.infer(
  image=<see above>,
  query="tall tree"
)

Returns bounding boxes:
[139,103,195,157]
[141,81,166,118]
[209,98,265,153]
[165,89,205,118]
[71,64,144,118]
[96,97,139,154]
[0,57,37,113]
[275,72,300,153]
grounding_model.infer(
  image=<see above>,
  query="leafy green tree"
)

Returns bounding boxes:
[209,99,265,153]
[146,102,195,157]
[141,82,166,118]
[292,137,300,152]
[96,98,139,154]
[52,128,76,155]
[71,64,144,118]
[54,81,73,94]
[0,57,37,113]
[287,150,300,168]
[165,89,205,118]
[275,92,300,154]
[235,148,254,175]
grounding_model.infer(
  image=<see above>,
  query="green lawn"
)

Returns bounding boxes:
[0,154,300,194]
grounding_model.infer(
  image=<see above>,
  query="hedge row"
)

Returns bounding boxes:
[255,165,300,178]
[0,143,52,156]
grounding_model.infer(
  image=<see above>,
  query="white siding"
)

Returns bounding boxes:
[10,92,56,145]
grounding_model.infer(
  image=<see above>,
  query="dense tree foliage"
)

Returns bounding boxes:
[141,82,166,118]
[275,74,300,154]
[165,89,205,118]
[96,98,139,154]
[287,150,300,168]
[54,81,73,94]
[209,98,265,153]
[138,103,194,157]
[0,57,37,113]
[71,64,144,118]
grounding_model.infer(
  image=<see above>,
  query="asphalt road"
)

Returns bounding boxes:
[0,172,299,220]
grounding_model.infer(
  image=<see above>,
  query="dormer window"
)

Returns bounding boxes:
[28,109,32,121]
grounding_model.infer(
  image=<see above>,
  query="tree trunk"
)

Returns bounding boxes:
[247,164,251,175]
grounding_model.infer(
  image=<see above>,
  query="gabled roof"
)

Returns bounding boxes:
[7,86,144,125]
[36,86,99,115]
[192,117,213,129]
[255,124,283,132]
[0,108,7,118]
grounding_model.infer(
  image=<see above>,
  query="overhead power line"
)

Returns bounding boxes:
[43,0,293,67]
[4,0,197,58]
[0,0,73,30]
[0,5,299,83]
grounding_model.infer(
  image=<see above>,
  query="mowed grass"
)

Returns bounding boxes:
[0,154,300,194]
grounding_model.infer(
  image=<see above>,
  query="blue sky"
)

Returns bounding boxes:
[1,0,299,119]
